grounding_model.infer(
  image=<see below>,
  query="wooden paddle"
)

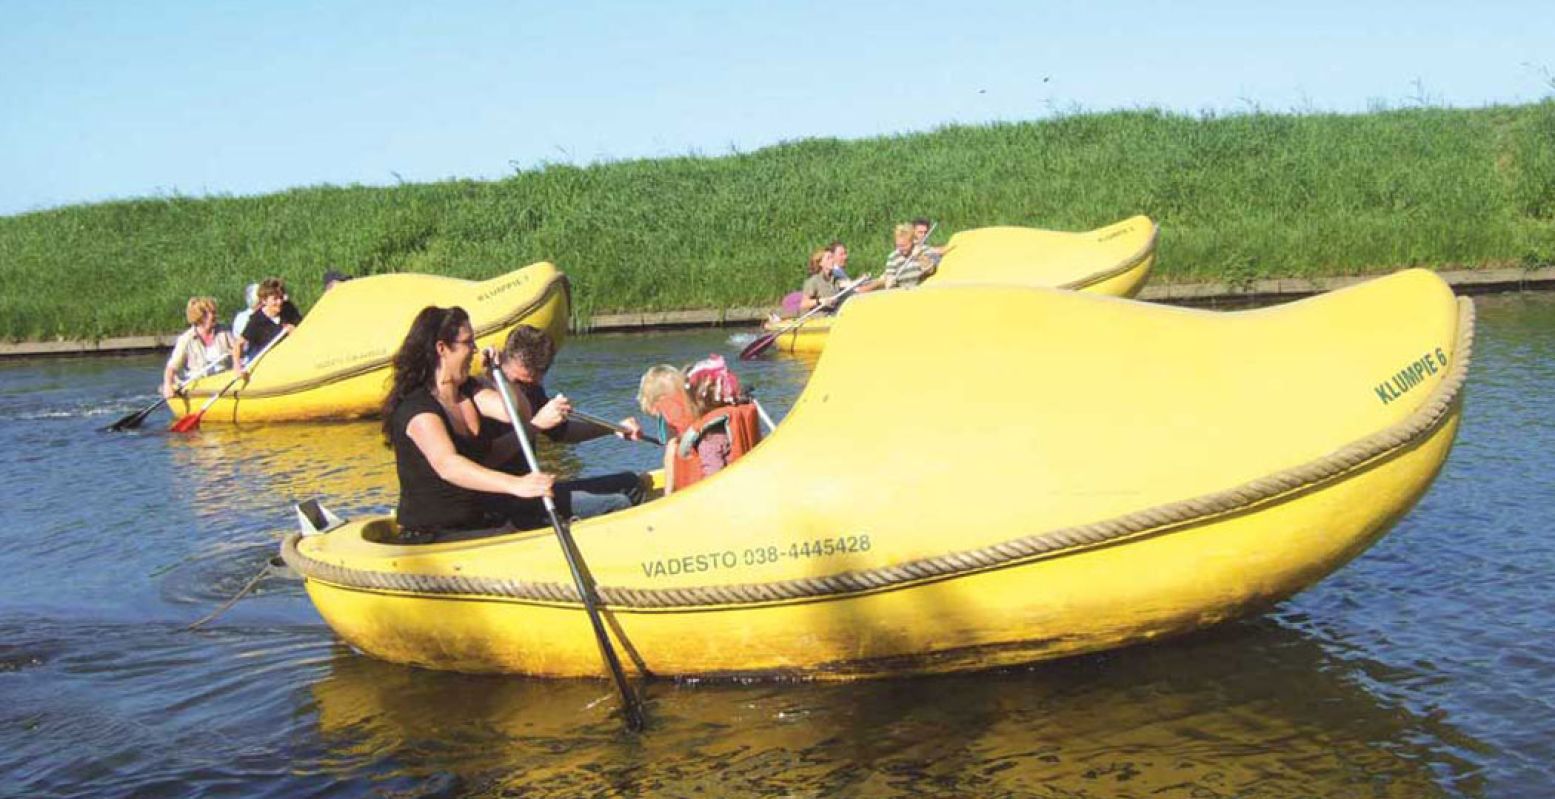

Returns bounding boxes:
[739,273,870,361]
[569,408,663,446]
[484,349,647,732]
[170,328,289,433]
[105,354,230,432]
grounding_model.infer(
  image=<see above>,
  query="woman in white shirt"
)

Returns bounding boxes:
[161,296,238,398]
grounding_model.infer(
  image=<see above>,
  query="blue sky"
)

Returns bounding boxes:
[3,0,1552,217]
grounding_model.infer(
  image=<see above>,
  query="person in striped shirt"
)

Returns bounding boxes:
[883,222,936,289]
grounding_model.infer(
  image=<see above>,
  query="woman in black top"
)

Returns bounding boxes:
[381,306,555,542]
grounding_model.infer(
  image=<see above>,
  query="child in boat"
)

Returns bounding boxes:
[637,356,763,494]
[232,277,302,376]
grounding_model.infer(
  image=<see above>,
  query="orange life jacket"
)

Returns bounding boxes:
[670,403,763,491]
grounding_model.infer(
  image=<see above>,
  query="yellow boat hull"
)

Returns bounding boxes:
[174,263,570,423]
[286,269,1470,679]
[763,215,1156,354]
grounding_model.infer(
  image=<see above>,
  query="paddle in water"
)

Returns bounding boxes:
[105,355,230,432]
[739,273,871,361]
[484,348,647,732]
[170,328,290,432]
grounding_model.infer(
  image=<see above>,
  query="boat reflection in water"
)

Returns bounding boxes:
[307,618,1482,798]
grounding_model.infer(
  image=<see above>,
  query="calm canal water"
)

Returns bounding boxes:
[0,294,1551,798]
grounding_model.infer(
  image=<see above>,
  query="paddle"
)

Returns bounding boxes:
[749,397,778,434]
[484,349,647,732]
[568,408,663,446]
[105,354,230,432]
[739,273,871,361]
[170,328,289,433]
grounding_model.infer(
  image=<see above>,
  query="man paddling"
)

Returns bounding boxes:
[882,222,937,289]
[472,325,649,519]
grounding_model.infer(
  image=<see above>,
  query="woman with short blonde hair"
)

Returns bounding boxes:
[162,296,238,398]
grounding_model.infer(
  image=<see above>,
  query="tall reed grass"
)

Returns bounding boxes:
[1,102,1551,340]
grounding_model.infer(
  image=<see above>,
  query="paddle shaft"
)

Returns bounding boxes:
[741,275,869,360]
[172,328,289,431]
[749,397,778,433]
[488,359,646,732]
[569,409,662,446]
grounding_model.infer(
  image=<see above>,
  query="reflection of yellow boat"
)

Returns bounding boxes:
[283,269,1471,679]
[306,621,1473,795]
[762,215,1156,355]
[174,263,570,423]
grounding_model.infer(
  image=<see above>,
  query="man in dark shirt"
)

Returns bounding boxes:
[473,325,648,520]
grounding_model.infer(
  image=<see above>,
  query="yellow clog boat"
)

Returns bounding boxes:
[762,215,1157,355]
[283,269,1471,679]
[174,263,570,423]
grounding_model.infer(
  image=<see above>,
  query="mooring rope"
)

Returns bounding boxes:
[283,298,1475,611]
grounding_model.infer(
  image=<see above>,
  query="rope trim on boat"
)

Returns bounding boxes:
[282,298,1475,610]
[1058,222,1159,291]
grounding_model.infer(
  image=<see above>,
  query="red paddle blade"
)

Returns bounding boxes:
[169,412,203,433]
[738,333,777,361]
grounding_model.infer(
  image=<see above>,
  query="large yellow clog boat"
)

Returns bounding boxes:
[762,214,1157,355]
[174,263,570,423]
[283,268,1471,679]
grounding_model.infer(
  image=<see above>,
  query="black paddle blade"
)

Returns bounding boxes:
[104,413,141,432]
[105,413,144,432]
[104,398,165,432]
[738,332,777,361]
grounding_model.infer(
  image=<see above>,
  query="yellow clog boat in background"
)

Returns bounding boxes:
[762,215,1157,355]
[174,263,570,423]
[284,269,1470,679]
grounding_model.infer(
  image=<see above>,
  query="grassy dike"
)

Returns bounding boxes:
[2,102,1553,341]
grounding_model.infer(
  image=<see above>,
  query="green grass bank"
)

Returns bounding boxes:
[2,102,1553,341]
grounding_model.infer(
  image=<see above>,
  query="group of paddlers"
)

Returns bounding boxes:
[163,284,762,542]
[379,314,762,543]
[161,271,349,399]
[780,218,945,318]
[158,219,946,537]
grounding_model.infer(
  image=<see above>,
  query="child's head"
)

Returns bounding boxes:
[685,354,741,414]
[637,365,687,416]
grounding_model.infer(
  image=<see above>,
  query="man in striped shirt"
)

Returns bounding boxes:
[883,222,936,289]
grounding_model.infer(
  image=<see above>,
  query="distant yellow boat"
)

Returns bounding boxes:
[762,215,1157,355]
[174,263,570,423]
[283,269,1470,679]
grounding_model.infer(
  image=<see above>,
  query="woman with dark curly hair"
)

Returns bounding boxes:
[381,306,555,543]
